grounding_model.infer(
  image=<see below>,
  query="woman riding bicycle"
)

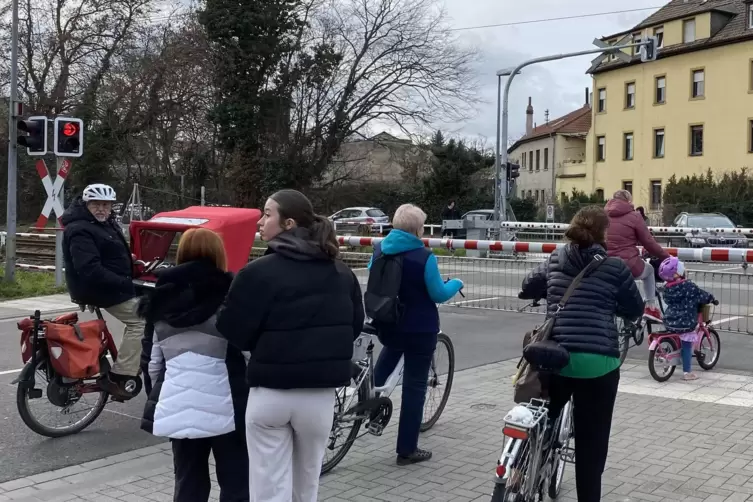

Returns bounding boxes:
[605,190,669,322]
[520,206,643,502]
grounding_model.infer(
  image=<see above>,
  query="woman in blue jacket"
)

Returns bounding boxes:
[368,203,463,465]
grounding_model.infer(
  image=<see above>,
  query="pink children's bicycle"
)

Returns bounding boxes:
[647,302,721,382]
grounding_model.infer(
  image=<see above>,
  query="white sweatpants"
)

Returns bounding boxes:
[245,387,335,502]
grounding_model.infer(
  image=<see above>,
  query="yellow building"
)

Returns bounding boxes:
[577,0,753,213]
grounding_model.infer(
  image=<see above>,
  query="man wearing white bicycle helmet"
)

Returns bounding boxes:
[62,183,144,400]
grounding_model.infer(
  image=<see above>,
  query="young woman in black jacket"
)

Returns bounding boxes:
[217,189,364,502]
[520,206,643,502]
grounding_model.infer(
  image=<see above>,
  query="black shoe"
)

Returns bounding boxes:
[97,373,141,401]
[396,448,432,466]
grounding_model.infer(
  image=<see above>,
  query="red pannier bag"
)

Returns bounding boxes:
[44,319,108,379]
[17,312,79,364]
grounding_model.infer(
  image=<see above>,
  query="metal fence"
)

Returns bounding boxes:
[348,253,753,334]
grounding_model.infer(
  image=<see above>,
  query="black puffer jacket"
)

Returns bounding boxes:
[520,244,643,358]
[62,197,134,308]
[217,228,364,390]
[138,260,248,434]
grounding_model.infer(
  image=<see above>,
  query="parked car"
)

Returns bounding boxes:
[329,207,390,225]
[670,212,748,248]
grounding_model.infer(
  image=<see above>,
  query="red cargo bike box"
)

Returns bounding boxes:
[129,206,261,285]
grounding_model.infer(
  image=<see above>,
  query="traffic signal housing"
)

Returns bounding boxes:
[640,36,658,62]
[54,117,84,157]
[17,116,48,155]
[506,161,520,183]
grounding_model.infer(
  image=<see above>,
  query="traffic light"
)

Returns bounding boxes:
[506,161,520,183]
[640,36,658,62]
[17,116,48,155]
[54,117,84,157]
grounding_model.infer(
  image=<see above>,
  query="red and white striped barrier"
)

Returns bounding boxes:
[499,221,753,235]
[337,236,753,264]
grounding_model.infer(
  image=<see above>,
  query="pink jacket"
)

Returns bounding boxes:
[605,199,669,277]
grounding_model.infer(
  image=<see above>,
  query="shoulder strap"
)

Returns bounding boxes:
[556,255,607,311]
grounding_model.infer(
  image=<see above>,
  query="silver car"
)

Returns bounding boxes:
[329,207,390,224]
[671,213,748,248]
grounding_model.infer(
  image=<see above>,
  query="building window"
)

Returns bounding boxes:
[595,189,605,201]
[529,151,534,171]
[749,119,753,153]
[631,33,641,56]
[749,60,753,92]
[560,192,566,202]
[527,190,532,199]
[625,82,636,108]
[654,128,665,158]
[623,181,633,194]
[624,133,634,160]
[655,76,666,104]
[683,18,696,43]
[650,181,662,210]
[748,3,753,29]
[544,148,549,170]
[690,125,704,156]
[692,69,705,98]
[598,88,606,112]
[597,136,606,161]
[536,150,541,170]
[653,26,664,48]
[522,152,527,168]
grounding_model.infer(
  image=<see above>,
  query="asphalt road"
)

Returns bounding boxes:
[1,257,753,482]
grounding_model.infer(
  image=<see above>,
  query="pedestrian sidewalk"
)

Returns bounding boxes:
[0,294,77,320]
[5,360,753,502]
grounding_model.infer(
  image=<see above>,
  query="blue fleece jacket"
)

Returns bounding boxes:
[367,229,463,303]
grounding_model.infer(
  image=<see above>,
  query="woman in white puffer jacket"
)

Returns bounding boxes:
[138,228,249,502]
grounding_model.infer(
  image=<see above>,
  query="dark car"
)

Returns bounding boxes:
[670,212,748,248]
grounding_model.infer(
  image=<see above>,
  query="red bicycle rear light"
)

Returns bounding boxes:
[495,464,506,478]
[503,426,529,441]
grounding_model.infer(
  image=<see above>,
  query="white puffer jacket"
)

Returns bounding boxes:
[149,319,235,439]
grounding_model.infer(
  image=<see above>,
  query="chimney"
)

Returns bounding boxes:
[526,97,534,136]
[585,87,589,105]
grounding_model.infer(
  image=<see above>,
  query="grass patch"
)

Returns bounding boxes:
[0,267,67,300]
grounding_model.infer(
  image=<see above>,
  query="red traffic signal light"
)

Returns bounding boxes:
[17,116,48,155]
[54,117,84,157]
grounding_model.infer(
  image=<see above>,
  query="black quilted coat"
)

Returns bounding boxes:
[520,244,644,358]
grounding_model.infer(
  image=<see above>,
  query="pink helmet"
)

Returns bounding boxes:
[658,256,685,281]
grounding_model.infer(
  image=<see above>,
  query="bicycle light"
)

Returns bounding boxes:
[502,426,529,441]
[495,464,506,478]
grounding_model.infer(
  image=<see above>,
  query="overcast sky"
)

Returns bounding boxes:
[423,0,663,145]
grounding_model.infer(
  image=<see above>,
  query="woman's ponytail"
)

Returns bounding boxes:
[311,214,340,259]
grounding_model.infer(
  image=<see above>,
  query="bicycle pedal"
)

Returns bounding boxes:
[367,422,385,436]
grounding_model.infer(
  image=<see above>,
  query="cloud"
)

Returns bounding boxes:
[435,0,663,140]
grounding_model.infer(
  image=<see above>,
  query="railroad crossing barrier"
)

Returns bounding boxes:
[4,232,753,334]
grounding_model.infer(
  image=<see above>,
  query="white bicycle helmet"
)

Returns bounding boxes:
[82,184,117,202]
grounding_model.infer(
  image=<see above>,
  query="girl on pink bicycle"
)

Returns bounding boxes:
[658,257,716,381]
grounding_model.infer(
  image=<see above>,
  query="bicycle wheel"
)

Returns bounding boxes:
[421,332,455,432]
[321,382,368,475]
[648,337,678,382]
[697,327,721,370]
[17,357,108,438]
[548,400,573,499]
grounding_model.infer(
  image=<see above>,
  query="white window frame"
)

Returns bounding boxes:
[598,88,607,112]
[656,76,666,104]
[653,26,664,48]
[748,4,753,29]
[626,82,636,108]
[597,136,606,161]
[624,133,634,160]
[654,129,665,158]
[692,69,705,98]
[683,18,696,43]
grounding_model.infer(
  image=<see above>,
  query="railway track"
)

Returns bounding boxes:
[6,234,371,269]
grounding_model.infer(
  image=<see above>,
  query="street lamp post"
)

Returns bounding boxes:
[494,40,646,232]
[493,68,518,233]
